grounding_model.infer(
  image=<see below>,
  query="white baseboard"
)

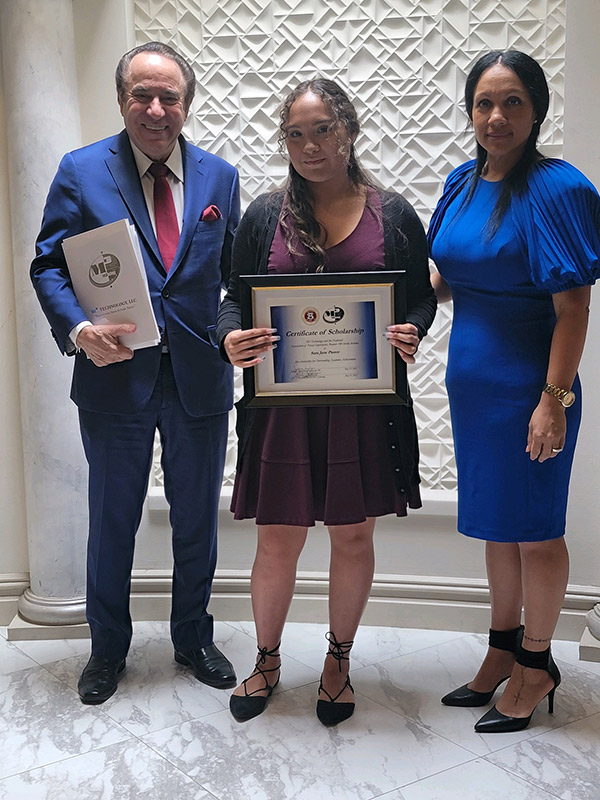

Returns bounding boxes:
[579,627,600,662]
[5,570,599,646]
[0,574,28,626]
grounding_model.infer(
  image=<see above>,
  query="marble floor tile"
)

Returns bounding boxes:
[11,633,92,665]
[488,712,600,800]
[143,681,473,800]
[2,623,599,799]
[0,666,131,780]
[0,636,39,675]
[376,758,560,800]
[230,620,467,672]
[42,621,319,737]
[552,639,600,678]
[353,634,600,757]
[43,624,231,737]
[0,739,216,800]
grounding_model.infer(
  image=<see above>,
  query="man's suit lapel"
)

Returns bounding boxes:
[169,137,208,277]
[105,130,164,271]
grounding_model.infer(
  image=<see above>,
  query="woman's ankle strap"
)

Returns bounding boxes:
[256,642,281,664]
[325,631,354,671]
[488,624,523,652]
[516,643,551,670]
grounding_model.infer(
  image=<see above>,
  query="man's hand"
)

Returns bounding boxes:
[76,324,136,367]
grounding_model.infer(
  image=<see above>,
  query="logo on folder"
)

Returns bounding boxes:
[89,252,121,287]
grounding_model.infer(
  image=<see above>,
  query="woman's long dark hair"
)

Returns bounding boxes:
[278,78,374,271]
[463,50,550,237]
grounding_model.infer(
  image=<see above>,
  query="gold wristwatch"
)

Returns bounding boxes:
[543,382,576,408]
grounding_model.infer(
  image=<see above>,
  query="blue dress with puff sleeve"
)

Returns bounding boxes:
[429,159,600,542]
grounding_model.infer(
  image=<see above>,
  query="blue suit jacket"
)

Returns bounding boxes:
[31,130,240,417]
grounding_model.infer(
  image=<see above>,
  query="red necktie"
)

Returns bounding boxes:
[149,162,179,271]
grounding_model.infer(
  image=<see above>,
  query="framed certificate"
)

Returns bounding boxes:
[239,271,407,407]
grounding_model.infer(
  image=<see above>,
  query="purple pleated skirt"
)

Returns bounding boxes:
[231,405,421,527]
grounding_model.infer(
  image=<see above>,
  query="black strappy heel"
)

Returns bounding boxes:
[316,631,355,726]
[441,625,523,707]
[229,643,281,721]
[474,629,561,733]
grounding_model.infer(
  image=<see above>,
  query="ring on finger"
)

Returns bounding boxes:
[551,447,564,453]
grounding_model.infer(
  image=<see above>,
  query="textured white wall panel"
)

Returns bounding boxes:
[135,0,566,491]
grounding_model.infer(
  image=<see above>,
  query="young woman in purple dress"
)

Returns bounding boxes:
[217,78,436,725]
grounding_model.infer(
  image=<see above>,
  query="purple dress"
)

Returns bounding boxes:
[230,191,422,526]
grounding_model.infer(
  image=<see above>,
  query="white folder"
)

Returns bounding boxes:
[62,219,160,350]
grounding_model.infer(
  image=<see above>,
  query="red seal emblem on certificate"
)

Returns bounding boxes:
[302,308,319,324]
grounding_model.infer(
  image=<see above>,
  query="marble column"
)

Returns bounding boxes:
[0,0,87,624]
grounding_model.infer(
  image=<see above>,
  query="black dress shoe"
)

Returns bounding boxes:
[474,633,561,734]
[229,643,281,721]
[174,644,236,689]
[78,656,126,705]
[441,625,523,707]
[316,632,355,727]
[441,677,509,707]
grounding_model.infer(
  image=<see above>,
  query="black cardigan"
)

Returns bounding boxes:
[216,189,437,496]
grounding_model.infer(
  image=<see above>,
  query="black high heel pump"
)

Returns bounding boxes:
[441,625,523,707]
[316,631,355,726]
[229,643,280,721]
[474,630,561,733]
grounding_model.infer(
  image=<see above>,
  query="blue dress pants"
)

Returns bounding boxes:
[78,354,228,659]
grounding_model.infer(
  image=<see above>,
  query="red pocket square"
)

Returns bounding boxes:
[201,204,222,222]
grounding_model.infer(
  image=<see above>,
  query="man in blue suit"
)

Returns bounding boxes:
[31,42,240,704]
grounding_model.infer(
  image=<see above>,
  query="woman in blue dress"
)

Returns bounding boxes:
[429,50,600,733]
